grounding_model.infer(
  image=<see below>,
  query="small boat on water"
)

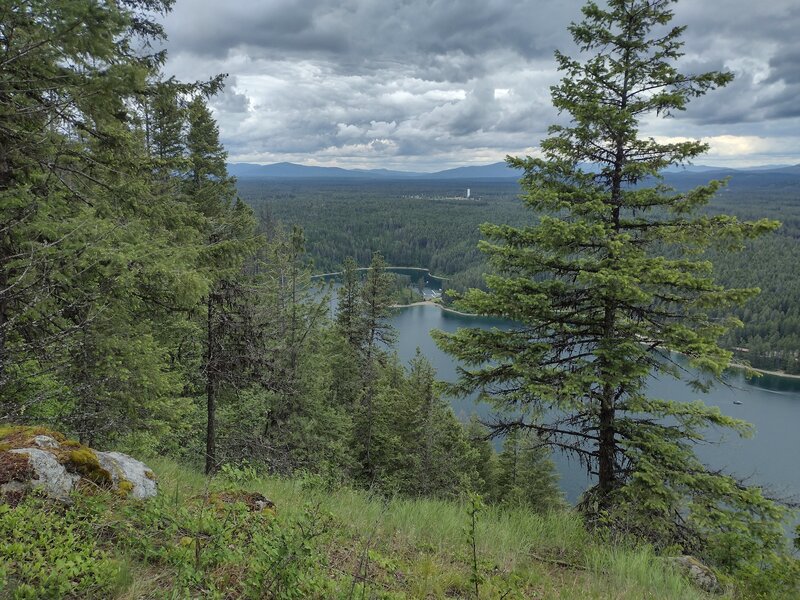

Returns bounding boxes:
[733,400,743,405]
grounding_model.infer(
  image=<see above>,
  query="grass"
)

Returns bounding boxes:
[0,456,718,599]
[138,458,716,599]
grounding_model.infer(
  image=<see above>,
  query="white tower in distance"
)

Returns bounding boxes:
[466,188,471,198]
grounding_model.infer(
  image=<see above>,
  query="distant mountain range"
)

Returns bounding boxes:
[228,161,800,181]
[227,161,520,179]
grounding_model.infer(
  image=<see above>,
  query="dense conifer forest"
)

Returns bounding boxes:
[239,177,800,374]
[2,0,800,597]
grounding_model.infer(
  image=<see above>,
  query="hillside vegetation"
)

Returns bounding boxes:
[1,458,714,600]
[2,1,799,599]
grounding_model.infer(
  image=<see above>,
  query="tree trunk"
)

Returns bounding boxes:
[598,381,616,502]
[0,264,7,387]
[205,293,217,475]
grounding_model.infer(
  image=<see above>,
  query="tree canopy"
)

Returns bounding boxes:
[434,0,792,581]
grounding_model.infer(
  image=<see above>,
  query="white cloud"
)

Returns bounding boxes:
[161,0,800,169]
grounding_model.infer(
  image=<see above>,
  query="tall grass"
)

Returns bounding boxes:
[143,458,714,599]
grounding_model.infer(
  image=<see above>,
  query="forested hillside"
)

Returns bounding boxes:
[706,187,800,373]
[0,0,525,501]
[239,178,800,373]
[0,6,575,597]
[238,179,522,289]
[2,0,799,598]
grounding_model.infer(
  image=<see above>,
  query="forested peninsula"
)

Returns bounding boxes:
[1,0,799,599]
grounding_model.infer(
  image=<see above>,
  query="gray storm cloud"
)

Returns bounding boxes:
[162,0,800,170]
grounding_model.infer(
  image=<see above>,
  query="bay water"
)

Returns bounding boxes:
[389,303,800,504]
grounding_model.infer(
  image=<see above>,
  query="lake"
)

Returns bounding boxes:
[388,303,800,504]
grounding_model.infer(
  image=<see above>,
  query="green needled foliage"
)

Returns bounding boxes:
[434,0,793,585]
[336,257,365,349]
[0,0,187,434]
[494,429,563,513]
[0,1,255,457]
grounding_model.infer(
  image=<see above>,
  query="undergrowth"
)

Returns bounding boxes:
[0,458,717,599]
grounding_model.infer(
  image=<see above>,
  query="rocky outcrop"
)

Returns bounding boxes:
[7,448,80,501]
[666,555,722,594]
[0,426,157,503]
[97,451,157,500]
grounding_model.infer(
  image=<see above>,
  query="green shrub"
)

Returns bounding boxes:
[113,489,334,598]
[0,499,124,599]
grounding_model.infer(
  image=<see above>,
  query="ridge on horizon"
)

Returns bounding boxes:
[228,160,800,180]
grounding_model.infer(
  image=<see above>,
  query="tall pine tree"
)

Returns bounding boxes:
[183,96,257,473]
[336,257,364,349]
[355,252,396,483]
[435,0,787,561]
[0,0,188,435]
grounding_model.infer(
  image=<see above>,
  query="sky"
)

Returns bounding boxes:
[160,0,800,171]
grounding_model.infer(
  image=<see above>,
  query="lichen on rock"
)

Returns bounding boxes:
[33,435,61,449]
[0,425,158,503]
[96,451,157,499]
[666,555,723,594]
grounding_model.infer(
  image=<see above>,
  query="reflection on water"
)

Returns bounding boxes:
[389,304,800,504]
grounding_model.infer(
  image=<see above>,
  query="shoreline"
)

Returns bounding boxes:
[390,300,478,318]
[390,301,800,382]
[727,362,800,381]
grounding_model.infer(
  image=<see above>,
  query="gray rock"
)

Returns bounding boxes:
[667,555,722,594]
[96,451,157,499]
[254,498,274,511]
[33,435,61,449]
[8,448,79,501]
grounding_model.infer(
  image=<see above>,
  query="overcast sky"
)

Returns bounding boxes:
[161,0,800,171]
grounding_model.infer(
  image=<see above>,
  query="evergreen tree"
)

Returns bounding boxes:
[348,350,475,497]
[464,416,496,496]
[182,98,257,473]
[434,0,788,563]
[216,225,330,473]
[355,252,396,482]
[407,350,436,495]
[283,226,311,391]
[361,253,396,362]
[405,350,473,497]
[494,429,562,512]
[362,356,419,493]
[149,82,186,176]
[260,226,328,419]
[0,0,187,433]
[336,257,364,349]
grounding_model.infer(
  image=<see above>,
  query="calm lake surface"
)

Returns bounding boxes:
[388,303,800,504]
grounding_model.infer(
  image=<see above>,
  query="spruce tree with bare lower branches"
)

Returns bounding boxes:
[435,0,793,579]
